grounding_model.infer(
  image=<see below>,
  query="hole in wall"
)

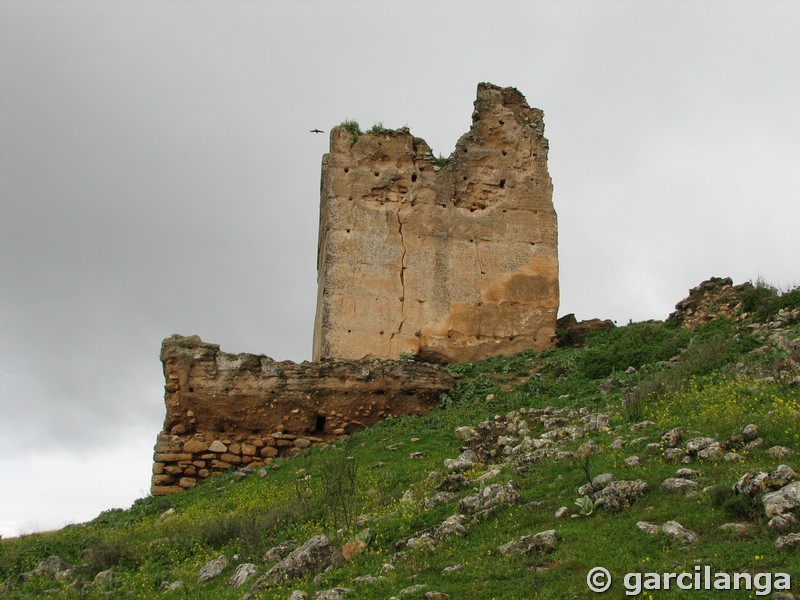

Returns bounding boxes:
[379,330,384,335]
[188,387,194,393]
[411,173,417,182]
[502,150,507,156]
[374,171,380,177]
[346,229,351,233]
[375,389,386,395]
[499,179,506,189]
[314,414,327,433]
[499,119,504,125]
[344,168,349,173]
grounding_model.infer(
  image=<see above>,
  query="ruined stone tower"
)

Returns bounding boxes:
[313,83,559,363]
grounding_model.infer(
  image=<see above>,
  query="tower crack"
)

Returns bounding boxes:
[390,207,407,345]
[475,239,485,277]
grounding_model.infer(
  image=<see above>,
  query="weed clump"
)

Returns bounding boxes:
[340,119,362,142]
[434,153,450,167]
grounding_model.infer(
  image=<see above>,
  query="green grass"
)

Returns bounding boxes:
[340,119,362,143]
[1,319,798,598]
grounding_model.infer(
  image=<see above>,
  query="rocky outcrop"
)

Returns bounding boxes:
[151,335,454,495]
[243,536,340,598]
[555,313,614,347]
[497,529,558,556]
[668,277,751,327]
[313,82,559,363]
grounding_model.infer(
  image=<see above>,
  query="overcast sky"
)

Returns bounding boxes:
[2,0,799,537]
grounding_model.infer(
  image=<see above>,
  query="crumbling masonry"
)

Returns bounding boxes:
[313,83,559,363]
[151,335,453,495]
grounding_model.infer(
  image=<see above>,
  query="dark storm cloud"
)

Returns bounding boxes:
[1,0,799,534]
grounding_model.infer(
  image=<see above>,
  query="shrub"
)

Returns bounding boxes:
[292,440,360,531]
[578,321,691,379]
[740,278,800,321]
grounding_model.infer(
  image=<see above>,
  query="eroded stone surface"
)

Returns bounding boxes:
[247,535,339,592]
[313,83,559,363]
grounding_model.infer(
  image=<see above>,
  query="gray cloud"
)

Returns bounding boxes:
[1,0,799,534]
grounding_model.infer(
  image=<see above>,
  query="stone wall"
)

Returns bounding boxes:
[313,82,559,363]
[668,277,752,328]
[151,335,454,495]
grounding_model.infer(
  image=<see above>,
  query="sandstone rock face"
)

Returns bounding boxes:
[151,335,454,495]
[313,82,559,363]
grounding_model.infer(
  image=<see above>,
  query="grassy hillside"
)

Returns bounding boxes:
[2,289,800,599]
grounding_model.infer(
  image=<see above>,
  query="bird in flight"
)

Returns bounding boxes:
[310,129,324,134]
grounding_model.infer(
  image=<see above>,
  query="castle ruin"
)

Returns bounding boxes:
[313,83,559,363]
[151,83,559,494]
